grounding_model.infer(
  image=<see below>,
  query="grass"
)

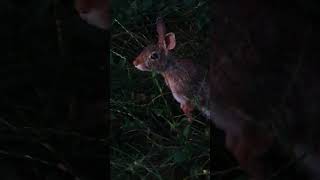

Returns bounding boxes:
[110,57,210,179]
[110,0,211,179]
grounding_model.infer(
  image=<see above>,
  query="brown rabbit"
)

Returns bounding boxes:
[133,18,209,122]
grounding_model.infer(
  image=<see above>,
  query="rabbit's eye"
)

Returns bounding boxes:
[150,52,159,60]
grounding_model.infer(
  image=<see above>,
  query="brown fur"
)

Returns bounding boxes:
[133,18,209,121]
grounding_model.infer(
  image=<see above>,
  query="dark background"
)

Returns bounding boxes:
[210,0,320,179]
[1,0,320,179]
[0,0,108,179]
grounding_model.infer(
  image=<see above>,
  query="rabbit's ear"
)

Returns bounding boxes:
[165,33,176,50]
[156,17,166,48]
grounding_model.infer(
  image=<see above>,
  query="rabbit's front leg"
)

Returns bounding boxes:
[180,102,194,122]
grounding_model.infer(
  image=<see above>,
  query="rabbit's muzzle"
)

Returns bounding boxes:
[133,59,148,71]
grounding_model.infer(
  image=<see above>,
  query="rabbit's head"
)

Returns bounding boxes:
[133,18,176,72]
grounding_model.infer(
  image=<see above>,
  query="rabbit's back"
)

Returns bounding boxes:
[163,59,209,109]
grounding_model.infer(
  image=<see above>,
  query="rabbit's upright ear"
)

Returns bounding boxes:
[156,17,166,48]
[165,33,176,50]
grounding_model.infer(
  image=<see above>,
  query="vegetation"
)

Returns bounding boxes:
[111,0,212,179]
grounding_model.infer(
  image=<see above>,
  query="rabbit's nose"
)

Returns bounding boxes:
[133,60,138,66]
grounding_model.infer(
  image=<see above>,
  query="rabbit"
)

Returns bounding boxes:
[133,17,210,122]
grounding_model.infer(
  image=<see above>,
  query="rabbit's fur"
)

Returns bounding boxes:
[133,18,209,121]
